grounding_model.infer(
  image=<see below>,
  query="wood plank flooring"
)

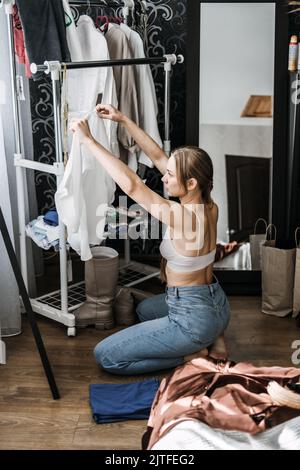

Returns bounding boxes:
[0,296,299,450]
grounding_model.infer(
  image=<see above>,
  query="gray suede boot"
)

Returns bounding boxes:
[75,247,119,329]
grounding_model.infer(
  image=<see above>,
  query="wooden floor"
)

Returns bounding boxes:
[0,296,299,450]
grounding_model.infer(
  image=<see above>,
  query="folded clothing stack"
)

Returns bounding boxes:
[89,378,160,424]
[25,210,63,251]
[103,206,148,240]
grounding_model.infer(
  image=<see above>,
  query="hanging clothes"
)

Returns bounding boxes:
[16,0,70,81]
[120,23,162,168]
[64,14,119,156]
[12,5,31,78]
[105,23,140,172]
[56,14,119,261]
[62,0,82,58]
[61,6,119,157]
[55,111,113,261]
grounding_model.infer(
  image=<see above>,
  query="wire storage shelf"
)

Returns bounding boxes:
[30,261,159,336]
[33,261,159,312]
[118,260,160,286]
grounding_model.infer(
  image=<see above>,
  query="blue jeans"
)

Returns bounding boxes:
[94,279,230,375]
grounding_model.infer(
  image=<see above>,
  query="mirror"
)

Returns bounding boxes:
[199,2,275,272]
[185,0,290,295]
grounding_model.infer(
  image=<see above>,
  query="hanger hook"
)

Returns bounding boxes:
[124,0,135,9]
[86,0,92,16]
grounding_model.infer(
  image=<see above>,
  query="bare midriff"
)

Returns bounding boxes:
[166,263,214,287]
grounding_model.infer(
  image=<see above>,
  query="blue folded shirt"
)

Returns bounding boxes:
[44,209,58,226]
[89,379,160,424]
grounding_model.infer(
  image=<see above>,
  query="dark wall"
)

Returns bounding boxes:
[288,11,300,236]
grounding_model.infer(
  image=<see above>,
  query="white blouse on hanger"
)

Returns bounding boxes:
[62,7,119,155]
[56,9,119,261]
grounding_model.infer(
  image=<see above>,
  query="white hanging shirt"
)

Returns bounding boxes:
[120,23,162,168]
[62,11,119,155]
[55,111,113,261]
[56,11,118,260]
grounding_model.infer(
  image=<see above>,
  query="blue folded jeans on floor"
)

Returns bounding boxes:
[89,379,160,423]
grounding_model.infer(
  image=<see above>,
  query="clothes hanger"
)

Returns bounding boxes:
[96,15,109,33]
[109,16,123,25]
[95,15,123,33]
[85,0,92,17]
[65,11,73,27]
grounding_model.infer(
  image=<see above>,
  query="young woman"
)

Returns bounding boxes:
[70,104,230,375]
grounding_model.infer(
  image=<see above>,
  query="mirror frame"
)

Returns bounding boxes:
[185,0,289,295]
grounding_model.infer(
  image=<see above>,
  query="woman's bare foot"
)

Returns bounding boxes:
[184,348,209,362]
[208,335,228,361]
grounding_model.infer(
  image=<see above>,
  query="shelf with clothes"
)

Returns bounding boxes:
[6,0,184,336]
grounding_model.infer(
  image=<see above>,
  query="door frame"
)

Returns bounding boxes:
[225,154,271,242]
[186,0,289,295]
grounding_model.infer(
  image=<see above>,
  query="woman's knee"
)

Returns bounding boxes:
[94,337,130,375]
[94,339,115,369]
[94,340,105,366]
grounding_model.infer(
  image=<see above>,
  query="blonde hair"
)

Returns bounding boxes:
[173,146,214,205]
[160,146,214,283]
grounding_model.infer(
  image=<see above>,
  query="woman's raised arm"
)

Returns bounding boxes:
[96,104,168,176]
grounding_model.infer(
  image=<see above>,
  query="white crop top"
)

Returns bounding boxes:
[159,227,216,273]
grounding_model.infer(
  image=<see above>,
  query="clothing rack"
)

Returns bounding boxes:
[5,0,184,336]
[69,0,135,25]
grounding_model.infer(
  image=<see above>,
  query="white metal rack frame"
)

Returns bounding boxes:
[5,0,184,336]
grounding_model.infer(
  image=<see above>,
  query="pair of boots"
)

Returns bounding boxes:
[75,246,119,329]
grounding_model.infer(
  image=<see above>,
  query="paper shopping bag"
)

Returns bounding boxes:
[293,228,300,318]
[250,218,268,270]
[261,225,296,317]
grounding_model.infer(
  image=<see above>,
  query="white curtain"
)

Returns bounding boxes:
[0,6,42,337]
[0,108,21,336]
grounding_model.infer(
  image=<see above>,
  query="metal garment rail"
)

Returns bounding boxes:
[30,54,184,163]
[32,53,183,186]
[31,56,173,71]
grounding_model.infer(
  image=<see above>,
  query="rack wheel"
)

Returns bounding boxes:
[67,327,76,337]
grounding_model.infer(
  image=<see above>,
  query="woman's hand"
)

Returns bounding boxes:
[96,104,124,123]
[69,118,93,145]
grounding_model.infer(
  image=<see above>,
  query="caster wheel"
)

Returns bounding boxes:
[67,327,76,337]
